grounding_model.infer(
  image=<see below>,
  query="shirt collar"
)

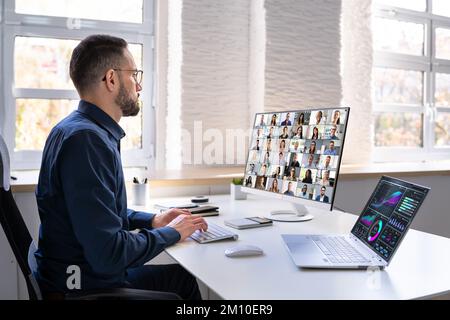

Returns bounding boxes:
[77,100,126,141]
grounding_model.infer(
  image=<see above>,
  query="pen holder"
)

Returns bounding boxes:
[230,183,247,200]
[131,183,149,206]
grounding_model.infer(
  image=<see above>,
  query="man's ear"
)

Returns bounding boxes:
[104,69,116,92]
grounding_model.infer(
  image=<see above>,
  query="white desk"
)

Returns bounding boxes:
[143,194,450,300]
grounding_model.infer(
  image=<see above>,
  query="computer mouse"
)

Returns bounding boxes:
[224,244,264,257]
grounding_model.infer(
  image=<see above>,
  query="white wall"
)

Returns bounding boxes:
[340,0,373,164]
[180,0,250,166]
[248,0,266,128]
[263,0,342,111]
[169,0,345,166]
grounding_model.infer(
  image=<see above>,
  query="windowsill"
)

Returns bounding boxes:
[10,160,450,193]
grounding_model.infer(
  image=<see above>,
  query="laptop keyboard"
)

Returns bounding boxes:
[312,236,370,264]
[190,222,238,243]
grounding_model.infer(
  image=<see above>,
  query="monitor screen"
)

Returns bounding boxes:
[243,108,350,209]
[351,176,429,262]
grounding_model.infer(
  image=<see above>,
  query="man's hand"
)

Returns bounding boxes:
[152,208,191,228]
[167,214,208,242]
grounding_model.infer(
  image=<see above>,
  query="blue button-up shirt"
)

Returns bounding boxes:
[35,100,180,293]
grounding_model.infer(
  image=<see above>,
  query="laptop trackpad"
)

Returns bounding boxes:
[282,235,326,266]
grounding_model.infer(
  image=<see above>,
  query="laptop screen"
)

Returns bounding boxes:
[351,176,429,262]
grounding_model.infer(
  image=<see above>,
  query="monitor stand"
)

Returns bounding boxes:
[269,203,314,222]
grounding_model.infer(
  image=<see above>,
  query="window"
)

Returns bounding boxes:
[15,0,144,23]
[0,0,154,170]
[372,0,450,161]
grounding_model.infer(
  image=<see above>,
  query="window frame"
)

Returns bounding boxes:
[372,0,450,162]
[0,0,155,170]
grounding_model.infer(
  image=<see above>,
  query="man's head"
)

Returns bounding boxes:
[287,182,293,191]
[325,155,331,165]
[285,113,290,120]
[329,141,335,150]
[330,125,337,136]
[302,184,307,192]
[70,35,142,118]
[320,186,326,196]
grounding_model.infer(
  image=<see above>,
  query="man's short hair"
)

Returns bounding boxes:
[70,34,128,94]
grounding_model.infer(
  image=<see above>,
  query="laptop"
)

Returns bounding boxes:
[282,176,430,269]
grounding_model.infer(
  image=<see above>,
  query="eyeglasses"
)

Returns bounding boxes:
[102,69,144,85]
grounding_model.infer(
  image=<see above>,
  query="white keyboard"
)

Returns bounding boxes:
[312,236,370,264]
[190,222,238,243]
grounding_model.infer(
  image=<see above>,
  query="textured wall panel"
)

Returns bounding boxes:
[264,0,342,111]
[341,0,373,164]
[181,0,250,165]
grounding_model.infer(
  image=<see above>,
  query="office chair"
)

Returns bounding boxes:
[0,135,180,300]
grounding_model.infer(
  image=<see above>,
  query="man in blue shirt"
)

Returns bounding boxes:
[280,112,292,126]
[323,140,338,156]
[283,182,295,196]
[35,35,207,299]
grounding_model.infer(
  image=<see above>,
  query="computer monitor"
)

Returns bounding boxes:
[242,107,350,221]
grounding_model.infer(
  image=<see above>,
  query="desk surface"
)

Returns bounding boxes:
[143,194,450,300]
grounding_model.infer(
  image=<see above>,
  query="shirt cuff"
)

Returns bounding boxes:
[156,226,181,245]
[128,210,155,230]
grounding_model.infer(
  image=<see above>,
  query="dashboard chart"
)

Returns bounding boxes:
[351,178,428,262]
[370,185,404,217]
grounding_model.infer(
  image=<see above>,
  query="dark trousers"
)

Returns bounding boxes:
[126,264,202,300]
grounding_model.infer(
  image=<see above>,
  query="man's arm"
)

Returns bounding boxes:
[127,209,155,230]
[58,131,180,275]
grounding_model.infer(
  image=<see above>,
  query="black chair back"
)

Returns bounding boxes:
[0,135,42,300]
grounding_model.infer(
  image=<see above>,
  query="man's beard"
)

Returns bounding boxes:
[115,83,140,117]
